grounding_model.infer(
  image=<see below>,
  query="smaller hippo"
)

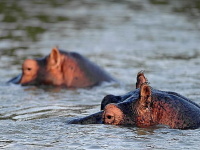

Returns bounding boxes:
[69,72,200,129]
[8,48,115,88]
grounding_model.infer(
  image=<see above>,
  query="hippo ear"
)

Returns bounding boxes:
[139,83,152,107]
[136,71,148,89]
[48,48,61,68]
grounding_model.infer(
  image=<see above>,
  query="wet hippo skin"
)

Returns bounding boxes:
[8,48,115,88]
[69,72,200,129]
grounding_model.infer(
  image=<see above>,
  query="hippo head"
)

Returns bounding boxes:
[102,83,154,127]
[8,48,64,86]
[101,72,151,126]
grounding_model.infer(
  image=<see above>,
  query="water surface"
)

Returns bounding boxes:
[0,0,200,149]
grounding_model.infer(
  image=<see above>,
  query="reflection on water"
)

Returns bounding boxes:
[0,0,200,149]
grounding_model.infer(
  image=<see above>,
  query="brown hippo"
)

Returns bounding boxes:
[69,72,200,129]
[8,48,115,88]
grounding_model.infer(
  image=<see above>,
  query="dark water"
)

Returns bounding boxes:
[1,0,200,149]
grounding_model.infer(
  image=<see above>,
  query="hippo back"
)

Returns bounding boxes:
[60,50,115,85]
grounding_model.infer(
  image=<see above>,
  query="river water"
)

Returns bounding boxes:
[0,0,200,149]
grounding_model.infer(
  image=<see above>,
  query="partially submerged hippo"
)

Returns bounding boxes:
[8,48,114,88]
[69,72,200,129]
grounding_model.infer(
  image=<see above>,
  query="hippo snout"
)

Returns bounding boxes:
[7,74,22,84]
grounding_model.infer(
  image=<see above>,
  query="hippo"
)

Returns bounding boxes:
[8,48,115,88]
[69,72,200,129]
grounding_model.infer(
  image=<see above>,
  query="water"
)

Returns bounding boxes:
[0,0,200,149]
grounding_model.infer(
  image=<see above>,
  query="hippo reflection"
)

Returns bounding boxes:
[8,48,114,88]
[69,72,200,129]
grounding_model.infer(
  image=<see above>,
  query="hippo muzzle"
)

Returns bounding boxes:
[7,74,22,84]
[68,111,103,124]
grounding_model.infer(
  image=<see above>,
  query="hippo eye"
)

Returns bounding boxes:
[27,68,32,71]
[106,115,113,120]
